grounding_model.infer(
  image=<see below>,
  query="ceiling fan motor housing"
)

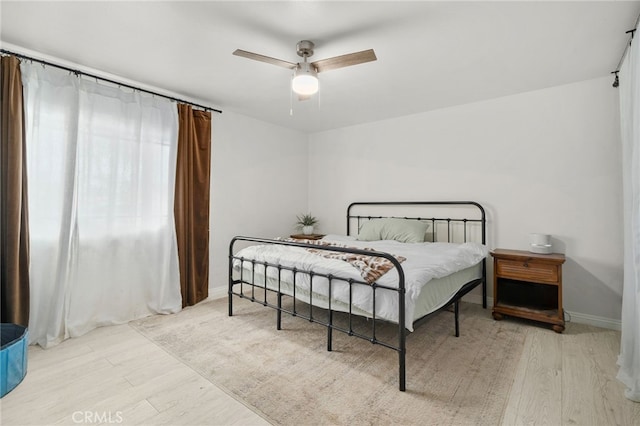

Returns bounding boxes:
[296,40,315,58]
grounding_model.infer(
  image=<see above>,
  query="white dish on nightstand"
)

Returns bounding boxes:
[529,243,553,254]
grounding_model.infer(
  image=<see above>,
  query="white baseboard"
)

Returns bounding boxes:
[461,294,621,331]
[208,286,228,300]
[564,310,621,331]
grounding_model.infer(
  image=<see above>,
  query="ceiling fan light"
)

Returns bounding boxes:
[292,75,318,95]
[292,63,318,96]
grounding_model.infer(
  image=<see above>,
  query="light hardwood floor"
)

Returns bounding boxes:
[1,308,638,426]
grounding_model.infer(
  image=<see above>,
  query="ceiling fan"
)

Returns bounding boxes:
[233,40,377,99]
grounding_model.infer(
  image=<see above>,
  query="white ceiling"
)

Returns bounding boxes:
[1,1,639,133]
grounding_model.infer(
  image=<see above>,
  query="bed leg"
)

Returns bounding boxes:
[482,278,487,309]
[327,310,333,352]
[228,292,233,317]
[454,300,460,337]
[399,351,406,391]
[277,293,282,330]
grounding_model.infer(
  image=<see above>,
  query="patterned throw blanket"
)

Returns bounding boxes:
[285,238,406,284]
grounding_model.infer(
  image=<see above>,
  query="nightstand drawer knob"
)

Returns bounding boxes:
[523,262,528,267]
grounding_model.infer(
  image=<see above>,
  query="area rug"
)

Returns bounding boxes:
[131,297,526,426]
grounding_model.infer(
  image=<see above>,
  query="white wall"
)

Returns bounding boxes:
[209,111,308,293]
[307,76,623,323]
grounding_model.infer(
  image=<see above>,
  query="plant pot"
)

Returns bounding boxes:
[303,225,314,235]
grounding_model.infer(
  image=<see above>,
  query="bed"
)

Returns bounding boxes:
[228,201,488,391]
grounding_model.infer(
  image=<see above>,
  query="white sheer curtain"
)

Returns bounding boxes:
[21,63,182,348]
[618,25,640,402]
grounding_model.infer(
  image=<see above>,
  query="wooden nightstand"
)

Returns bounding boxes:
[490,249,566,333]
[289,234,325,240]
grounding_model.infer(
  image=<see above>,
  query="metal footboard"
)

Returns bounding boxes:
[228,236,408,391]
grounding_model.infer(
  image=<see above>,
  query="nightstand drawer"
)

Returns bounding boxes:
[496,259,559,284]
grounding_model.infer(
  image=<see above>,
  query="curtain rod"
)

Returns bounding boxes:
[0,49,222,114]
[611,11,640,87]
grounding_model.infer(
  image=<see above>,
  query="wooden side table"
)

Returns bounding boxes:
[289,234,325,240]
[490,249,566,333]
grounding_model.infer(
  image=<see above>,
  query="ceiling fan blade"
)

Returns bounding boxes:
[233,49,297,69]
[311,49,377,73]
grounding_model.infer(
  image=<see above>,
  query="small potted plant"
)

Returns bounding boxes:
[296,213,318,235]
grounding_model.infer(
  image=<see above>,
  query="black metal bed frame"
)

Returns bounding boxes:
[228,201,486,392]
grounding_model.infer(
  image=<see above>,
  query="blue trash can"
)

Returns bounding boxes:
[1,323,28,398]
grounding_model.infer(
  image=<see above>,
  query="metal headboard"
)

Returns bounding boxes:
[346,201,486,245]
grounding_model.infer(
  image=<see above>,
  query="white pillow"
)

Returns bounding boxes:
[357,218,430,243]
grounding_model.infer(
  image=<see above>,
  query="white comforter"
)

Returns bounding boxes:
[232,234,488,331]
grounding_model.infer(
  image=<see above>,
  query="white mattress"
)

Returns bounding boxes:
[232,235,487,331]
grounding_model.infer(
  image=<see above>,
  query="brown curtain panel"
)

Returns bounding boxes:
[1,55,30,326]
[174,104,212,307]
